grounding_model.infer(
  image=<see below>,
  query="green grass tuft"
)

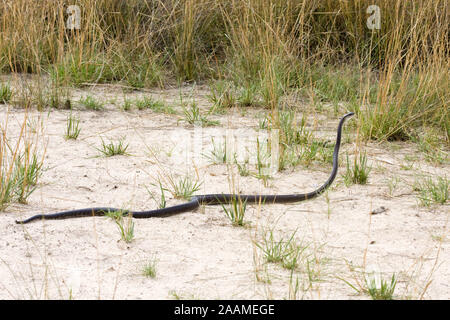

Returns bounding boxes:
[97,138,130,157]
[65,113,81,140]
[414,176,448,206]
[0,83,12,103]
[343,151,372,186]
[79,95,104,111]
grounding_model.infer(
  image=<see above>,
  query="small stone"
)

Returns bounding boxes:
[371,206,388,215]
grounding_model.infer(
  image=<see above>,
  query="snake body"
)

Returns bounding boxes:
[15,112,354,224]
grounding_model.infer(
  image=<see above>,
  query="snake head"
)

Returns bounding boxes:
[343,112,355,119]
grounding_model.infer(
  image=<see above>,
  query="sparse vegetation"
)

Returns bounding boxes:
[0,83,12,103]
[97,138,130,157]
[414,176,449,206]
[157,173,202,201]
[147,180,168,209]
[221,196,247,227]
[142,256,158,278]
[65,113,81,140]
[0,0,448,301]
[343,151,372,186]
[106,210,135,243]
[121,98,133,111]
[254,138,272,185]
[172,175,202,200]
[182,102,219,127]
[79,95,104,111]
[238,84,260,107]
[387,176,401,197]
[135,96,175,114]
[365,272,398,300]
[413,129,448,165]
[205,138,228,164]
[256,228,300,266]
[0,115,44,209]
[0,0,445,141]
[13,151,43,204]
[207,81,236,113]
[235,156,250,177]
[340,264,399,300]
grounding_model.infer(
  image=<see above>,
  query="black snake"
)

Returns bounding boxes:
[15,112,354,224]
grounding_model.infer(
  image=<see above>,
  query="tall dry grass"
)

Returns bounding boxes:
[0,0,448,141]
[0,110,45,209]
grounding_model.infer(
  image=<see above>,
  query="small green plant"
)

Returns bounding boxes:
[168,290,183,300]
[45,83,70,109]
[258,115,268,130]
[0,175,16,209]
[156,171,202,201]
[413,129,448,165]
[343,151,371,186]
[254,138,272,185]
[65,113,81,140]
[317,141,334,164]
[287,270,301,300]
[238,84,260,107]
[121,98,133,111]
[183,102,219,126]
[205,138,228,164]
[174,176,202,200]
[147,180,168,209]
[106,210,134,243]
[0,83,12,103]
[221,196,247,226]
[27,117,46,134]
[297,142,321,167]
[279,110,311,146]
[182,102,200,123]
[340,262,398,300]
[276,112,321,169]
[168,290,200,300]
[97,138,129,157]
[281,242,308,271]
[235,156,250,177]
[207,80,236,113]
[256,228,299,264]
[260,59,286,109]
[13,152,43,203]
[142,255,158,278]
[414,176,448,206]
[305,255,324,284]
[401,155,416,170]
[278,145,299,170]
[365,272,397,300]
[79,95,104,110]
[387,176,400,197]
[135,96,175,114]
[1,117,44,209]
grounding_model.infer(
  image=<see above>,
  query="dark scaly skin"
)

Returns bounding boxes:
[15,113,354,224]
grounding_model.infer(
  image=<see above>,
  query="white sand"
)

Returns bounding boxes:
[0,83,448,300]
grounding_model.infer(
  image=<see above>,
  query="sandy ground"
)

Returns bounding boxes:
[0,81,448,300]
